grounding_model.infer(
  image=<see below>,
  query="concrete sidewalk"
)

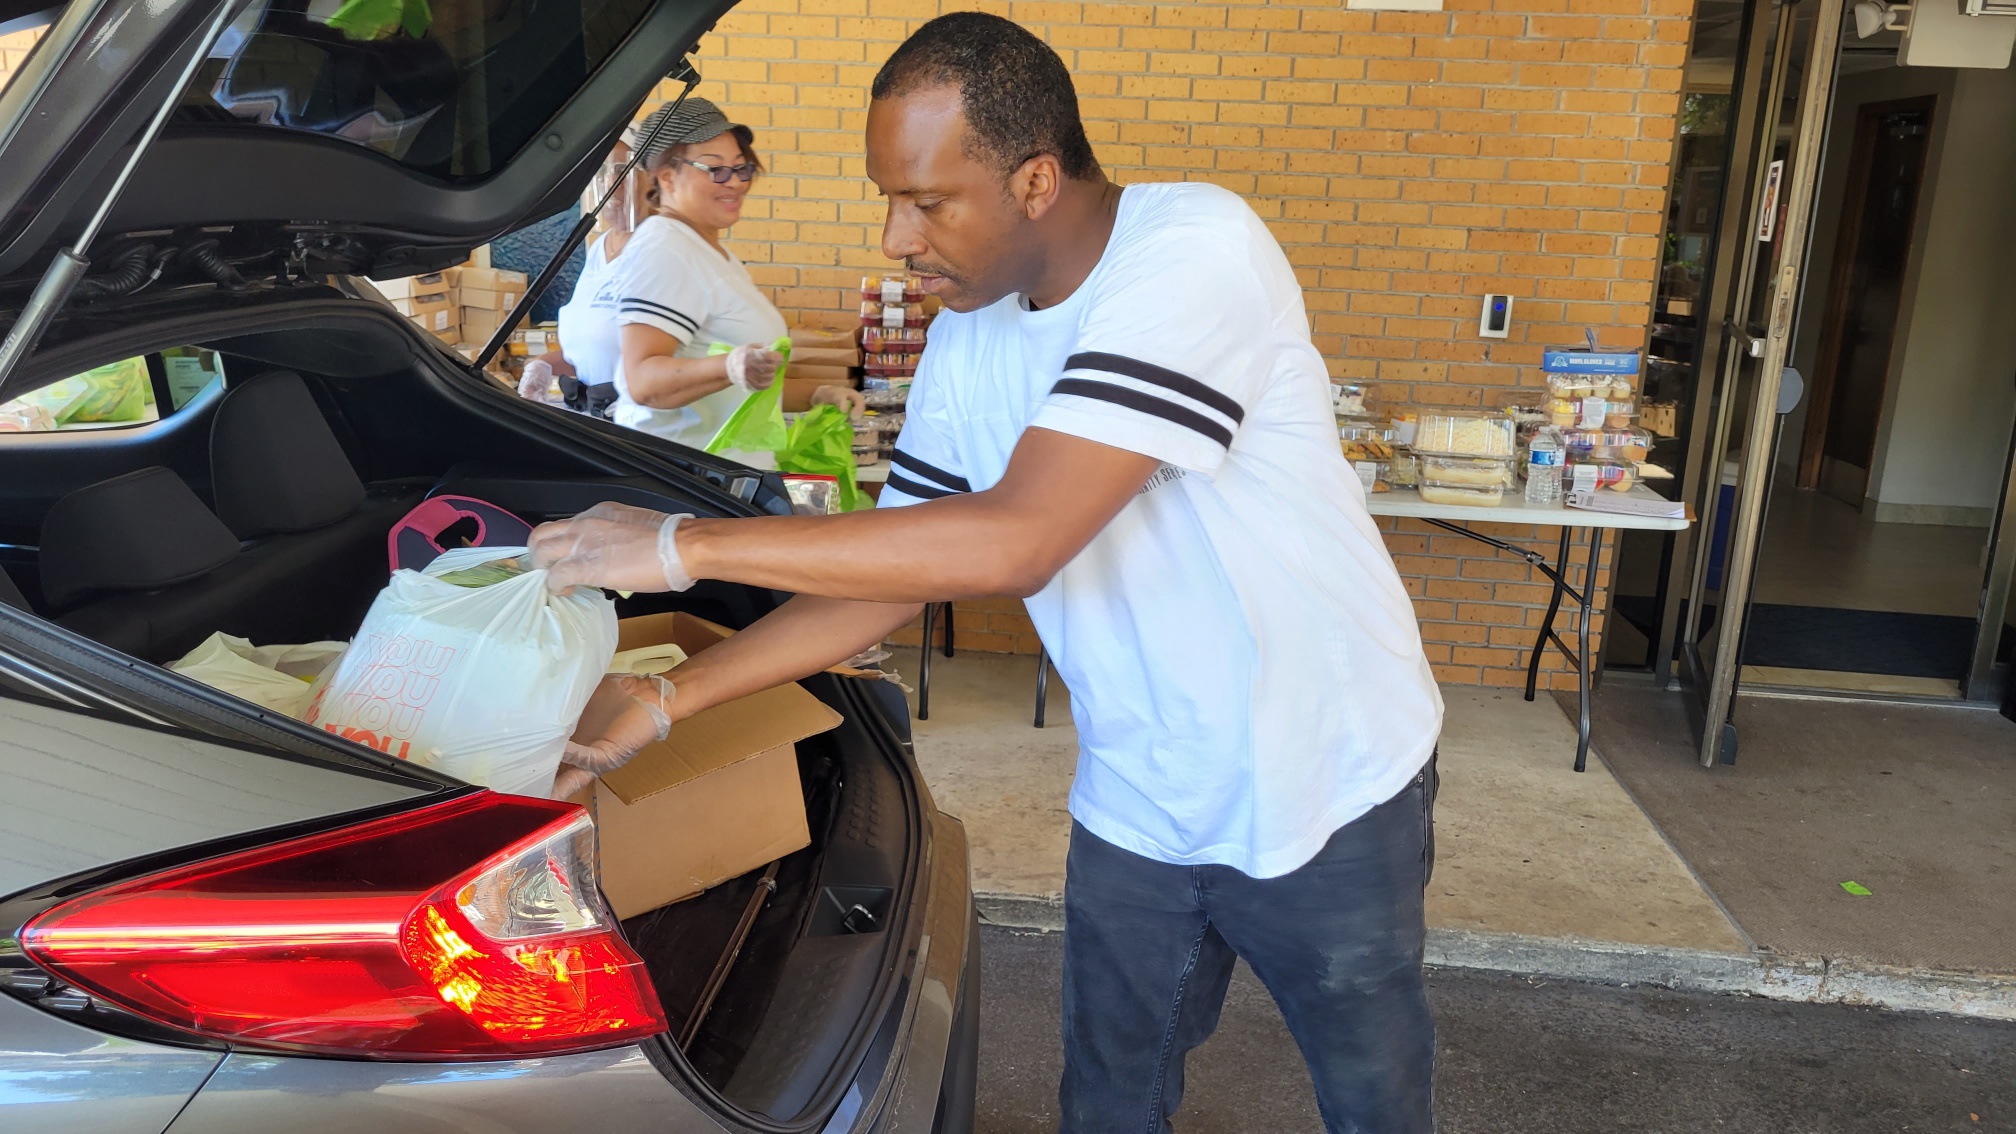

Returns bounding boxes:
[901,651,2016,1020]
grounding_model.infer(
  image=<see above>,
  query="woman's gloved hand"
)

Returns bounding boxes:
[810,384,867,418]
[724,343,784,392]
[517,358,554,401]
[528,501,696,594]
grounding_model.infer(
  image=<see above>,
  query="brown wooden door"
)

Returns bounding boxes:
[1798,97,1936,503]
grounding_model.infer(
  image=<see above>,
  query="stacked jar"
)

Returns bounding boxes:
[860,275,929,410]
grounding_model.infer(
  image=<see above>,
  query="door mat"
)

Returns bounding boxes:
[1740,604,1976,680]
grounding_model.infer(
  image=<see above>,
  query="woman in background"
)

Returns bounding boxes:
[605,98,859,465]
[517,123,653,416]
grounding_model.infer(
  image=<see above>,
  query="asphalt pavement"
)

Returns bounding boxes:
[974,925,2015,1133]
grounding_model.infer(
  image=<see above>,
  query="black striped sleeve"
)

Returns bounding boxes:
[618,297,698,335]
[884,471,962,501]
[1065,352,1245,425]
[1048,378,1235,449]
[890,449,971,493]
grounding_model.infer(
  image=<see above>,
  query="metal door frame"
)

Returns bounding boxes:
[1677,0,1845,766]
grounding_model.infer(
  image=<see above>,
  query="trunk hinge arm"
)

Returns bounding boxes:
[474,58,704,370]
[0,1,248,396]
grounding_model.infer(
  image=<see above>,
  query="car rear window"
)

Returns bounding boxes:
[0,347,223,434]
[176,0,655,181]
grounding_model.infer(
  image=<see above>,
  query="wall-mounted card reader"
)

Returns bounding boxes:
[1480,294,1513,339]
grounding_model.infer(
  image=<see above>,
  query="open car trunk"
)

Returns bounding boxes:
[0,290,921,1128]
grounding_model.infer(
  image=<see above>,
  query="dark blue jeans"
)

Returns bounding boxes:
[1059,759,1437,1134]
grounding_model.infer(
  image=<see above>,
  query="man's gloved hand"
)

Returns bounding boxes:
[724,343,783,392]
[528,501,696,595]
[810,384,867,418]
[518,358,554,401]
[549,673,676,799]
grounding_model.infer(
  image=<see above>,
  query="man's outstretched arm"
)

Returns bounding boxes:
[531,426,1162,602]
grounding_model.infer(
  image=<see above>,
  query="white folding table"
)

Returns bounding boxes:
[1364,486,1692,771]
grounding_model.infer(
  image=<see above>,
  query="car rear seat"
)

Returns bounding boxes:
[46,371,425,663]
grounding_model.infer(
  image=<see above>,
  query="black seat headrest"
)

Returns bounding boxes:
[211,370,365,539]
[39,467,241,612]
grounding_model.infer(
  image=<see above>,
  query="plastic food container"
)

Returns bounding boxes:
[1563,426,1653,463]
[1566,456,1637,492]
[1338,424,1399,463]
[1330,382,1372,417]
[1421,454,1518,489]
[1546,374,1633,398]
[1418,482,1504,507]
[1413,413,1517,458]
[782,474,840,515]
[1387,451,1420,488]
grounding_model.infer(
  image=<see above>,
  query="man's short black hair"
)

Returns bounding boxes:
[872,12,1101,182]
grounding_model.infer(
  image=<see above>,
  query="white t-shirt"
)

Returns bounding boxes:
[555,233,623,389]
[879,182,1443,878]
[609,215,787,463]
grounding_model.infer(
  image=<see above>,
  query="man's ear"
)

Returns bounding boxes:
[1013,153,1064,221]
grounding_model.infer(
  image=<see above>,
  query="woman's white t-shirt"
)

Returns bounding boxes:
[608,215,786,462]
[554,233,623,389]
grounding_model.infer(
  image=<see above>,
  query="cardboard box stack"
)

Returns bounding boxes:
[780,320,863,413]
[450,266,527,352]
[378,271,459,344]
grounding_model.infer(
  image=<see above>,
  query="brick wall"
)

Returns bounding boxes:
[0,6,1686,690]
[670,0,1686,689]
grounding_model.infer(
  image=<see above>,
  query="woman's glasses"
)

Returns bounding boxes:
[679,158,758,184]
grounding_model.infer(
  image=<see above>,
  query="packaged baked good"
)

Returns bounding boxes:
[1564,426,1653,463]
[1567,456,1636,492]
[1421,454,1518,488]
[1330,382,1372,417]
[1414,413,1516,458]
[1418,482,1504,507]
[1338,423,1399,463]
[1387,450,1420,488]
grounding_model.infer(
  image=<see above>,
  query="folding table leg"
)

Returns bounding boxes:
[1034,648,1050,729]
[1525,526,1574,703]
[918,601,937,722]
[1573,529,1604,773]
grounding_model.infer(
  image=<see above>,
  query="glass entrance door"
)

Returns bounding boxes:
[1677,0,1845,766]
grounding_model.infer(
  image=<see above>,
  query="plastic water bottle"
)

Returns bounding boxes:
[1525,429,1564,506]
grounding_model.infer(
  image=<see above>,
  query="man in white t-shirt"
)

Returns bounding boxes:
[531,13,1443,1131]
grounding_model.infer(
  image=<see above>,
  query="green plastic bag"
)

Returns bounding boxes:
[18,357,154,427]
[779,405,867,512]
[704,336,792,457]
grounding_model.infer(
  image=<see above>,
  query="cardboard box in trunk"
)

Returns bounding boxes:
[578,613,842,919]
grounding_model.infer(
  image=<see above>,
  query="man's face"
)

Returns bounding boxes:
[866,86,1033,313]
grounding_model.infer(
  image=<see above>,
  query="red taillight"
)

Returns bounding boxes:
[19,792,666,1059]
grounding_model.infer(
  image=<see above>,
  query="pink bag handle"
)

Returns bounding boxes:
[387,496,533,573]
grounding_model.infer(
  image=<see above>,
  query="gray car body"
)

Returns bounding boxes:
[0,0,976,1126]
[0,653,975,1134]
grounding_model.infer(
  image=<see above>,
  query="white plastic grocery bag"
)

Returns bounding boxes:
[303,546,618,797]
[170,632,347,718]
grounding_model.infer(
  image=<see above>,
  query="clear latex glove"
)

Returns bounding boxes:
[517,358,554,401]
[724,343,783,393]
[528,501,696,595]
[810,384,867,419]
[549,674,676,799]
